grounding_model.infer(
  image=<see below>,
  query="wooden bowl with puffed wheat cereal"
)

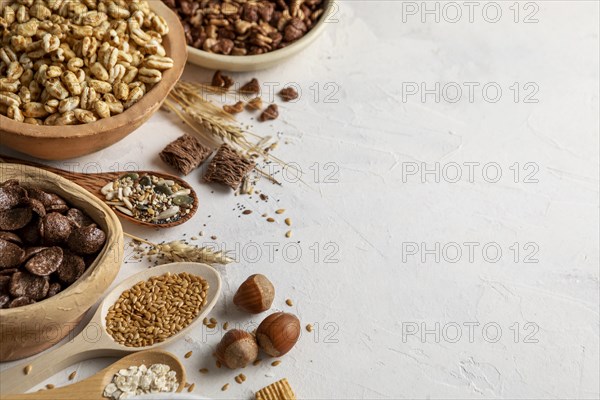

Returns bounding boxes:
[0,164,123,361]
[0,1,187,161]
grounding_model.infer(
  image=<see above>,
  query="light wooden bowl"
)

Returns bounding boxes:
[187,0,335,71]
[0,2,187,161]
[0,164,123,362]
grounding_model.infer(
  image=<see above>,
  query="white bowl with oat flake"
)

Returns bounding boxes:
[185,0,337,72]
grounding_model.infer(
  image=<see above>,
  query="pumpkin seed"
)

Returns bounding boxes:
[172,195,193,206]
[119,173,139,181]
[139,176,152,186]
[154,184,173,196]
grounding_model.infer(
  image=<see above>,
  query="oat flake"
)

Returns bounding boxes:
[103,364,178,400]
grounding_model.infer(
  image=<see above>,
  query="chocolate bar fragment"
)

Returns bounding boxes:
[204,144,255,190]
[160,135,212,175]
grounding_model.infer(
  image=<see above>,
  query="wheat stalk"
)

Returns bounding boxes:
[165,80,302,185]
[125,233,234,266]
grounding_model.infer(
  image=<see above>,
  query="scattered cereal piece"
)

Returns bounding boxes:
[279,88,299,102]
[259,104,279,122]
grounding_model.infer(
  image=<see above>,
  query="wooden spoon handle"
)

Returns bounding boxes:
[0,330,119,396]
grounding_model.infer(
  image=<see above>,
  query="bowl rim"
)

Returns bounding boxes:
[0,163,123,316]
[0,1,187,139]
[185,0,336,66]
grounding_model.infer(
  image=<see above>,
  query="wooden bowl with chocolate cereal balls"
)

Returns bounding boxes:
[0,0,187,160]
[163,0,336,71]
[0,164,123,361]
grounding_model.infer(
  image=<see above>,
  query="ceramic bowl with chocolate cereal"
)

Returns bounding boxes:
[0,164,123,362]
[162,0,336,71]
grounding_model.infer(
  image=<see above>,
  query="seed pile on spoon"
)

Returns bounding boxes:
[101,173,194,223]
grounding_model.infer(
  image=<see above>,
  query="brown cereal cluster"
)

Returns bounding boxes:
[160,134,213,175]
[162,0,327,55]
[204,144,256,189]
[0,180,106,309]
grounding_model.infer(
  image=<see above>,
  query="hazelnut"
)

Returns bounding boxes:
[256,312,301,357]
[215,330,258,369]
[233,274,275,314]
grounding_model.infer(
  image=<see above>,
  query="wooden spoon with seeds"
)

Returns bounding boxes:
[1,350,186,400]
[0,155,198,228]
[0,262,221,396]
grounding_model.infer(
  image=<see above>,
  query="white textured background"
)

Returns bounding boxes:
[1,1,599,399]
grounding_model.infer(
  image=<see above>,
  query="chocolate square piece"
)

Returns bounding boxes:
[204,144,255,190]
[160,135,212,175]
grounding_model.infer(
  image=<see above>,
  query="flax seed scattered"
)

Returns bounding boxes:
[306,324,313,332]
[271,360,281,367]
[222,383,229,391]
[285,231,292,238]
[210,317,217,324]
[240,373,247,382]
[24,365,32,375]
[267,217,275,223]
[275,209,285,214]
[242,210,253,215]
[207,323,217,329]
[285,218,292,226]
[185,351,193,359]
[223,322,229,330]
[199,368,209,374]
[286,299,293,307]
[188,383,196,392]
[253,359,262,366]
[68,371,77,381]
[235,376,242,384]
[46,384,55,390]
